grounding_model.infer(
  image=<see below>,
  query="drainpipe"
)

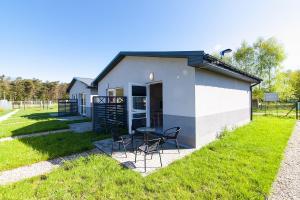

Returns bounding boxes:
[250,82,260,121]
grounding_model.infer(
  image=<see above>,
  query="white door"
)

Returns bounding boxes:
[128,83,149,134]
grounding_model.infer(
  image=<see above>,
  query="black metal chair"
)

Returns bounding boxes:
[161,127,181,153]
[110,127,132,158]
[134,138,162,172]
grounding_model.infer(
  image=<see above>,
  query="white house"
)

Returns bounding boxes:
[91,51,261,148]
[67,77,97,118]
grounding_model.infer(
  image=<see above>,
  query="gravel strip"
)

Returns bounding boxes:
[0,129,71,143]
[0,148,101,185]
[269,121,300,200]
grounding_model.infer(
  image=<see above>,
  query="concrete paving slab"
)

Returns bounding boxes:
[94,138,195,176]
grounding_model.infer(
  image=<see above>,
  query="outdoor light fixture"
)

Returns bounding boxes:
[149,72,154,81]
[220,48,232,59]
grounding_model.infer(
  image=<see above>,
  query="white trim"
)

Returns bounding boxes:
[107,88,116,97]
[128,83,149,134]
[79,93,87,116]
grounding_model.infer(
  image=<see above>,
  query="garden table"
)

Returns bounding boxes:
[135,127,158,143]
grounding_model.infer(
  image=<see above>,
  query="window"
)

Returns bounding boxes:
[107,88,124,103]
[132,86,146,110]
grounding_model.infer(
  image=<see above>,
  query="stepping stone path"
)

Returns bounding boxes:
[270,121,300,200]
[0,109,19,122]
[0,129,71,143]
[0,148,101,185]
[69,122,93,133]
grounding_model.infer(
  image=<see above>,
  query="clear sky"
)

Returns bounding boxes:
[0,0,299,82]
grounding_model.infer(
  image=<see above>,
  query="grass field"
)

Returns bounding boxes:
[0,107,89,138]
[0,132,108,171]
[0,116,295,199]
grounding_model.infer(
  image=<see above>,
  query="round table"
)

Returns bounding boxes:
[135,127,157,142]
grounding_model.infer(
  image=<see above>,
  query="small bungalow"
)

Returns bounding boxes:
[90,51,262,148]
[66,77,97,118]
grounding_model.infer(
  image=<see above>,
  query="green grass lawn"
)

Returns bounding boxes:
[0,116,296,199]
[0,107,89,138]
[0,131,108,171]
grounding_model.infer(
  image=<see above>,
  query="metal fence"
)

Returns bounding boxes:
[296,102,299,120]
[93,96,127,133]
[58,99,78,116]
[253,101,299,119]
[12,100,53,109]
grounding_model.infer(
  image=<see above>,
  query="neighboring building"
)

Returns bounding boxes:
[91,51,262,148]
[67,77,97,118]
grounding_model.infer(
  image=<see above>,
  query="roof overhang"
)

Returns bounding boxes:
[66,77,97,93]
[197,61,261,83]
[91,51,262,86]
[66,78,76,93]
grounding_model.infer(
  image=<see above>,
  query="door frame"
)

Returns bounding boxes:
[128,83,150,134]
[79,93,87,116]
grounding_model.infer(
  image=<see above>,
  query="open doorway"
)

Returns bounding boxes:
[150,82,163,129]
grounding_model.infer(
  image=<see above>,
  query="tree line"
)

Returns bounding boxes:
[1,37,299,102]
[0,75,69,101]
[214,37,300,102]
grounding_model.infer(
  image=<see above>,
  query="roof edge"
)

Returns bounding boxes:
[91,51,262,86]
[67,77,95,93]
[91,51,205,85]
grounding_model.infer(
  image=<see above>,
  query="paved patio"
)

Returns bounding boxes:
[94,138,195,175]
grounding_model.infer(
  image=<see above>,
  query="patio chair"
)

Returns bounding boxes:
[161,127,181,153]
[110,127,132,158]
[134,138,163,172]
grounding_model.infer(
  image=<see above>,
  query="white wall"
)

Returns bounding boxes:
[195,69,251,148]
[69,80,95,118]
[96,57,253,148]
[98,56,196,117]
[98,56,197,147]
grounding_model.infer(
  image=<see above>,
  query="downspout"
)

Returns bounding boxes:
[250,82,260,121]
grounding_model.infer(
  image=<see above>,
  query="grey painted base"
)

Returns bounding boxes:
[196,108,250,148]
[163,108,250,149]
[163,114,196,148]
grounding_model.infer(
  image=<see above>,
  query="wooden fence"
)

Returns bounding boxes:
[58,99,78,116]
[93,96,127,133]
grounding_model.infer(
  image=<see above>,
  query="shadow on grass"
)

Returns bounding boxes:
[19,111,58,120]
[18,131,108,158]
[9,110,89,137]
[11,120,69,137]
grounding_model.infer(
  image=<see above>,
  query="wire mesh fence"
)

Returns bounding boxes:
[11,100,54,109]
[253,101,298,118]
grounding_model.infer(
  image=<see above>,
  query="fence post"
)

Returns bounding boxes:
[296,102,299,120]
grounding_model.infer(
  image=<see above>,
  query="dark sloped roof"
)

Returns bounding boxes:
[75,77,94,86]
[66,77,95,93]
[91,51,262,86]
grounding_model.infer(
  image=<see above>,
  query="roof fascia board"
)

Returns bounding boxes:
[91,52,204,86]
[91,51,261,86]
[199,61,261,83]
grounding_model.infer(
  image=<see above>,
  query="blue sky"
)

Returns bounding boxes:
[0,0,299,82]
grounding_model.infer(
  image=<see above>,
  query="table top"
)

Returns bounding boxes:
[136,127,156,133]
